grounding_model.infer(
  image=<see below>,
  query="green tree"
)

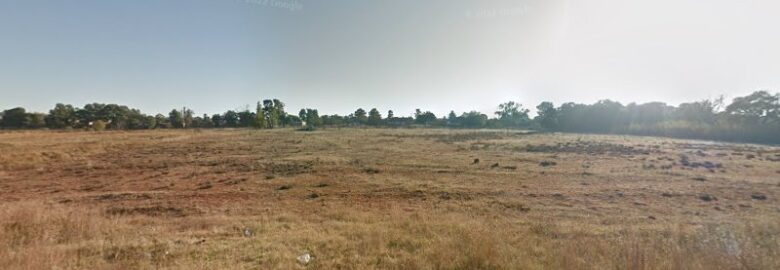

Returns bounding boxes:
[255,102,267,128]
[100,104,132,129]
[306,109,321,127]
[192,114,212,128]
[298,108,320,129]
[461,111,487,128]
[299,108,321,127]
[211,114,224,128]
[322,114,346,126]
[182,107,194,128]
[126,109,154,129]
[414,110,437,126]
[298,109,306,123]
[238,110,255,127]
[75,103,106,127]
[725,91,779,124]
[26,113,47,129]
[155,114,170,128]
[368,108,382,126]
[145,115,158,129]
[1,107,28,128]
[169,109,184,128]
[262,100,280,128]
[676,100,716,124]
[588,100,625,132]
[354,108,368,125]
[535,102,558,130]
[131,114,157,129]
[224,110,239,127]
[285,114,303,127]
[625,102,673,125]
[495,101,530,128]
[202,114,213,128]
[45,103,77,129]
[447,111,460,127]
[273,99,287,127]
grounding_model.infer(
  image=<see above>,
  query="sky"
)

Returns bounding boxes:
[1,0,779,117]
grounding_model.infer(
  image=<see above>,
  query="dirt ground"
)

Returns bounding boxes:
[0,129,778,269]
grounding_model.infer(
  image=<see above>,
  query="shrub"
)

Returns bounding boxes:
[92,120,107,131]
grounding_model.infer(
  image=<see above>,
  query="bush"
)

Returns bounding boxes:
[92,120,107,131]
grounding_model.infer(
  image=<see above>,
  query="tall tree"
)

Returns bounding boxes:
[1,108,28,128]
[224,110,239,127]
[306,109,321,127]
[354,108,368,125]
[169,109,184,128]
[256,102,267,128]
[262,100,279,128]
[285,114,302,127]
[495,101,530,128]
[535,102,558,130]
[725,91,779,124]
[299,108,321,128]
[127,113,156,129]
[626,102,672,125]
[75,103,106,127]
[448,111,457,120]
[415,110,437,126]
[182,107,194,128]
[273,99,286,127]
[192,114,211,128]
[100,104,132,129]
[211,114,224,128]
[447,110,460,127]
[26,113,47,129]
[126,109,155,129]
[237,110,255,127]
[322,114,346,126]
[298,109,307,123]
[368,108,382,126]
[45,103,77,129]
[155,114,170,128]
[676,100,716,124]
[461,111,487,128]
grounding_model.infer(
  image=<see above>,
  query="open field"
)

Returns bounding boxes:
[0,128,778,269]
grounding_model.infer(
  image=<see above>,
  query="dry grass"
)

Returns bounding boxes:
[0,128,778,269]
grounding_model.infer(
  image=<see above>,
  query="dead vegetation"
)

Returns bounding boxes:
[521,140,659,156]
[382,130,534,144]
[0,129,778,269]
[105,205,191,217]
[263,160,314,176]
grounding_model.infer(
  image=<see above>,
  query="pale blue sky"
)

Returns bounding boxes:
[1,0,779,116]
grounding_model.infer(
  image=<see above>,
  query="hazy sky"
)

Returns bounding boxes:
[2,0,779,116]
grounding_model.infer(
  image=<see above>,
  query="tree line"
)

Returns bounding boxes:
[1,91,778,143]
[533,91,780,144]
